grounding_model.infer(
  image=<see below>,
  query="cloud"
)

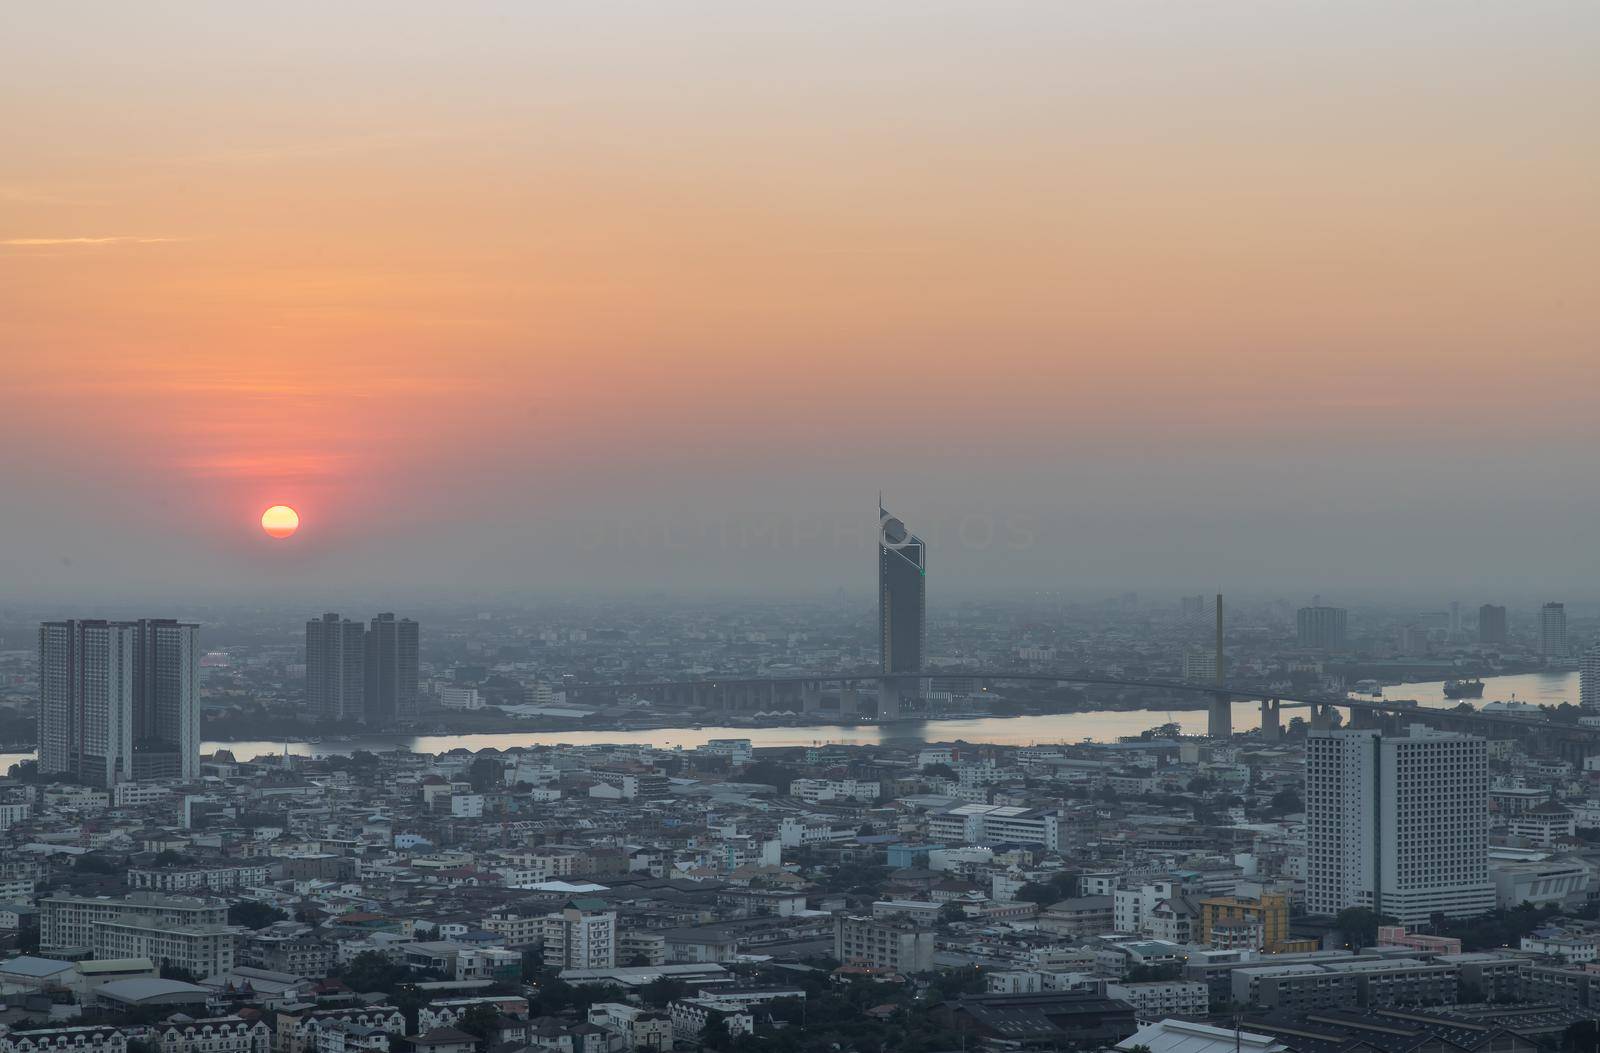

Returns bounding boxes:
[1,236,180,246]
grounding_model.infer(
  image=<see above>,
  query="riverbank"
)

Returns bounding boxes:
[1,669,1577,776]
[198,692,1222,743]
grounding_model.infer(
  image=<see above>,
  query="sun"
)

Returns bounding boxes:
[261,504,300,539]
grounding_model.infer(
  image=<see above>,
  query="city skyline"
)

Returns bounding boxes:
[6,7,1600,1050]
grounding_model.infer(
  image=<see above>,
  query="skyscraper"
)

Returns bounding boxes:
[878,503,925,676]
[364,613,420,726]
[131,619,201,780]
[306,613,366,722]
[1540,603,1568,659]
[1478,604,1508,646]
[39,619,199,786]
[1582,644,1600,714]
[1296,606,1348,651]
[1306,726,1492,924]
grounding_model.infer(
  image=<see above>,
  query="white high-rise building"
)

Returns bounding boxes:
[1581,644,1600,714]
[40,619,200,786]
[1540,603,1568,659]
[39,621,134,787]
[1306,726,1492,925]
[541,901,616,970]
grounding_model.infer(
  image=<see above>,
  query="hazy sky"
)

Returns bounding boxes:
[4,2,1598,600]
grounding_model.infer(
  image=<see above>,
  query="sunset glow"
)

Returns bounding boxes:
[4,3,1599,595]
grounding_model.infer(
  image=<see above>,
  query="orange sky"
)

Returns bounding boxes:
[4,2,1599,595]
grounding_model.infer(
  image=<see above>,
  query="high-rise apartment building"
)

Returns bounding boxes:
[306,613,366,722]
[1582,644,1600,714]
[305,612,419,727]
[878,503,926,676]
[39,619,199,786]
[132,620,201,781]
[541,900,616,970]
[1181,646,1217,682]
[1478,604,1508,646]
[1540,603,1568,659]
[365,613,420,725]
[1306,726,1492,925]
[1296,606,1348,651]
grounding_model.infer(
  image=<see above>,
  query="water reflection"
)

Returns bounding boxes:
[0,670,1578,772]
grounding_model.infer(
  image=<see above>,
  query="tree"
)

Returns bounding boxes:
[743,760,801,793]
[338,950,415,995]
[1016,882,1057,905]
[467,756,504,793]
[159,961,200,982]
[228,901,288,930]
[938,901,967,924]
[920,763,955,780]
[1334,907,1393,950]
[640,975,687,1006]
[74,853,121,874]
[1268,789,1303,814]
[455,1003,502,1041]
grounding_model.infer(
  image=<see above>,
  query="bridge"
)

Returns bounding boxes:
[569,671,1598,755]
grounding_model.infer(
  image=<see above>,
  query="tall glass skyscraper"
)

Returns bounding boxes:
[878,503,926,676]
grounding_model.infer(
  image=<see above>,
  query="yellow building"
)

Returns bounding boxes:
[1198,892,1307,952]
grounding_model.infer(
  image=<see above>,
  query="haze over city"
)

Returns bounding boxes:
[13,8,1600,1053]
[5,2,1600,599]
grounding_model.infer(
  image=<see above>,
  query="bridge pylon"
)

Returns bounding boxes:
[1260,699,1281,741]
[1207,695,1232,738]
[878,677,904,721]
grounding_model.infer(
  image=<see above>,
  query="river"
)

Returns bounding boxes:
[0,669,1579,772]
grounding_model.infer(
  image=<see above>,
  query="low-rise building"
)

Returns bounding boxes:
[833,915,934,974]
[1105,980,1209,1019]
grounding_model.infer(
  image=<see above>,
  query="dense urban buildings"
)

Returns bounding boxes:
[8,593,1600,1053]
[1306,726,1493,924]
[37,619,199,785]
